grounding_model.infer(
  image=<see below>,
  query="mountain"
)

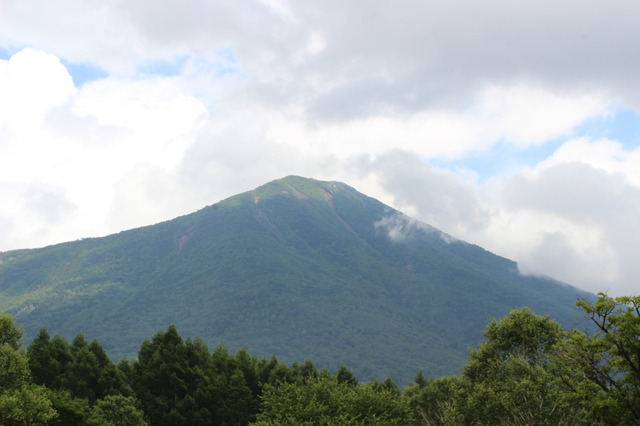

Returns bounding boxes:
[0,176,591,385]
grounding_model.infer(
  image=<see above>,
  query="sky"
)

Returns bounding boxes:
[1,0,639,296]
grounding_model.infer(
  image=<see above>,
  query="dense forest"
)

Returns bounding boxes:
[1,293,638,425]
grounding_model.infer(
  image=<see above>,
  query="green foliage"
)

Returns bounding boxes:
[255,375,412,425]
[403,376,467,426]
[131,325,228,425]
[291,359,319,382]
[0,325,30,389]
[0,313,57,425]
[552,293,640,424]
[48,335,74,386]
[45,389,91,426]
[210,345,263,425]
[460,309,582,424]
[27,328,53,386]
[406,309,581,425]
[370,377,401,396]
[406,300,640,425]
[0,312,23,349]
[336,364,359,386]
[27,329,130,403]
[87,395,147,426]
[0,384,58,425]
[216,368,255,425]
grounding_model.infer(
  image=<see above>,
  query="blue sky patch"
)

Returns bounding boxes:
[139,55,189,77]
[62,60,108,86]
[1,47,107,86]
[213,47,239,77]
[0,47,12,60]
[575,108,640,150]
[433,141,563,181]
[434,107,640,181]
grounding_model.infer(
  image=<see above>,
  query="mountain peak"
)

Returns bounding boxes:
[252,175,347,203]
[214,176,358,215]
[0,176,592,385]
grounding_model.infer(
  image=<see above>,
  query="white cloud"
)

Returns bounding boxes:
[473,85,608,148]
[258,84,608,161]
[72,77,209,169]
[0,49,78,248]
[356,143,640,297]
[4,0,638,113]
[258,0,298,23]
[488,160,640,296]
[306,32,326,55]
[0,48,212,249]
[0,48,75,131]
[355,150,485,235]
[374,211,453,245]
[543,138,640,186]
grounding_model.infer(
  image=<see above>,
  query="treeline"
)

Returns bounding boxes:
[1,293,639,425]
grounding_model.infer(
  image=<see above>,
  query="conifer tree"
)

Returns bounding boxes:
[132,325,218,425]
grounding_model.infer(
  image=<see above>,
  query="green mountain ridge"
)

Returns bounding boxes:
[0,175,592,385]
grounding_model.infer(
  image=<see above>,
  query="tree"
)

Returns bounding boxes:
[87,395,147,426]
[0,313,30,389]
[335,364,358,387]
[234,348,262,402]
[255,375,412,425]
[184,338,215,423]
[0,313,57,425]
[210,345,258,425]
[255,355,281,387]
[216,368,254,425]
[553,293,640,424]
[265,360,293,384]
[26,328,54,387]
[0,384,58,425]
[45,389,91,426]
[88,340,132,398]
[132,325,218,425]
[412,369,428,389]
[46,334,74,388]
[63,343,101,401]
[28,329,131,409]
[460,308,581,425]
[291,359,319,382]
[132,325,189,425]
[370,377,401,396]
[403,375,466,426]
[54,336,130,403]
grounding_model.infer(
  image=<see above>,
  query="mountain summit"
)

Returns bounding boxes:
[0,176,590,384]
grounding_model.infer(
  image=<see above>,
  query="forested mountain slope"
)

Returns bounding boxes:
[0,176,592,385]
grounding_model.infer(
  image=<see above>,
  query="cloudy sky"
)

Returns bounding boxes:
[1,0,639,296]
